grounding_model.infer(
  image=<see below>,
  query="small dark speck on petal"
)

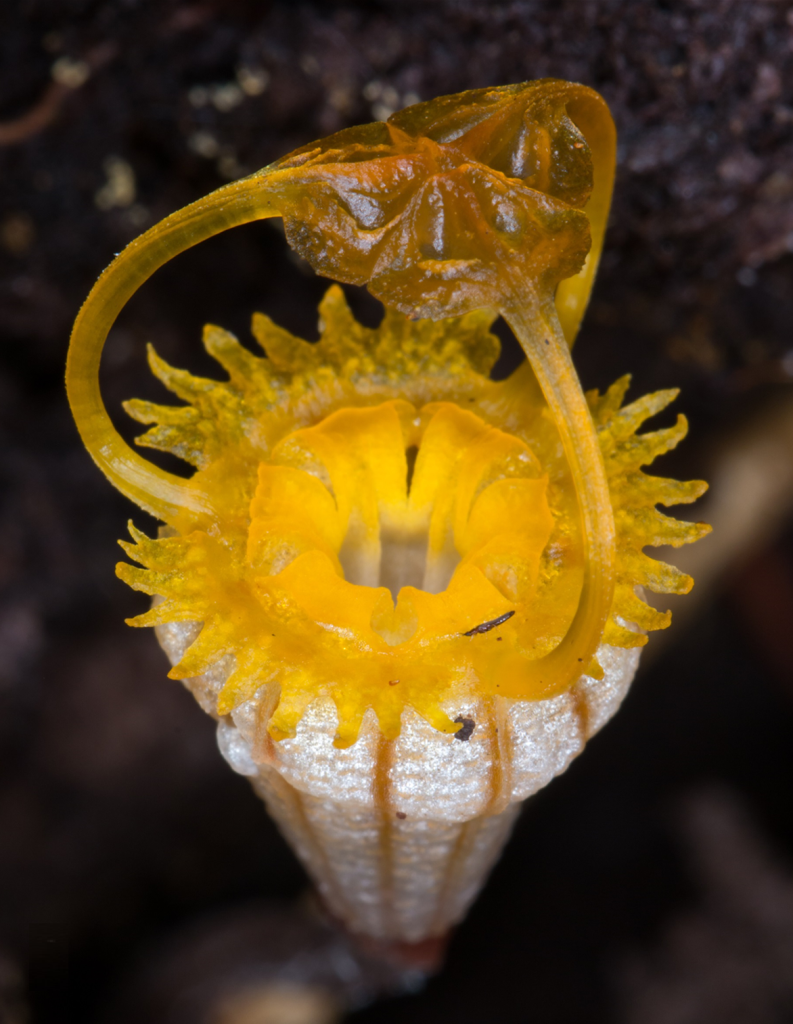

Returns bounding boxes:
[454,716,476,741]
[396,811,407,819]
[462,610,515,636]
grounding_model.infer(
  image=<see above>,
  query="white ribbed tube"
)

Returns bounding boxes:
[157,621,639,943]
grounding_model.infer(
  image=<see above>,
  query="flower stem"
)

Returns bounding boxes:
[66,171,281,526]
[502,292,616,698]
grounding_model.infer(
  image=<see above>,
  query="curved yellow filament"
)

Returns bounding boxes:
[66,171,281,525]
[67,83,614,527]
[499,86,617,698]
[502,293,614,698]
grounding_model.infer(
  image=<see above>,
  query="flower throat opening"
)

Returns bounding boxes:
[252,398,554,645]
[377,442,423,597]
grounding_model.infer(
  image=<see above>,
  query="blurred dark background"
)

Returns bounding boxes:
[2,1,793,1021]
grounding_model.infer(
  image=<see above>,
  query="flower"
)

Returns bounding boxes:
[117,287,708,748]
[65,79,711,945]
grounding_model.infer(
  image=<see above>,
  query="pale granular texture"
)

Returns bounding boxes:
[157,620,640,941]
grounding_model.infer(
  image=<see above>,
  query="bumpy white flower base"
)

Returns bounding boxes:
[156,621,640,943]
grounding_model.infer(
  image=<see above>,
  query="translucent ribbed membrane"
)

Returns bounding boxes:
[157,620,640,942]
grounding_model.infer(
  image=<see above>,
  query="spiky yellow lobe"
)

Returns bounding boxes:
[117,287,709,747]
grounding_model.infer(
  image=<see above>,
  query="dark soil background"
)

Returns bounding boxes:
[3,2,793,1022]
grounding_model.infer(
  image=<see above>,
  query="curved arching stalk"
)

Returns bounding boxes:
[502,292,615,699]
[66,171,281,526]
[66,150,612,530]
[494,86,618,699]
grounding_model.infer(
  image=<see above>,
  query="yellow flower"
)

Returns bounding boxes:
[65,78,712,948]
[114,285,708,749]
[66,79,709,751]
